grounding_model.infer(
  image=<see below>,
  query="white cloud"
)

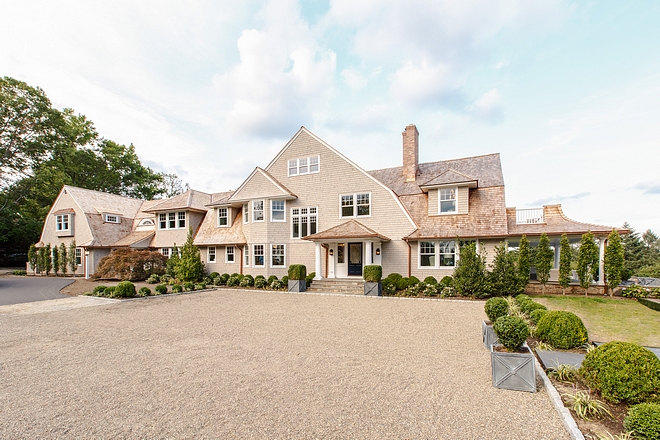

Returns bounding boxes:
[341,69,368,91]
[470,88,504,124]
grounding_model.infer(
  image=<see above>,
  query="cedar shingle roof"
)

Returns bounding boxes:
[207,191,235,207]
[302,220,391,242]
[144,190,211,213]
[506,205,623,236]
[111,230,155,247]
[193,207,246,246]
[419,169,477,188]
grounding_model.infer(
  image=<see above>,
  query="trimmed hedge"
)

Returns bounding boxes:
[115,281,136,298]
[580,341,660,404]
[529,308,548,325]
[288,264,306,280]
[423,276,437,285]
[639,297,660,312]
[536,311,588,349]
[484,297,509,323]
[493,315,529,351]
[138,287,151,296]
[624,403,660,439]
[363,265,382,282]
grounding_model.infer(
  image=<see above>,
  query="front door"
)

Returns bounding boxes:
[348,242,362,276]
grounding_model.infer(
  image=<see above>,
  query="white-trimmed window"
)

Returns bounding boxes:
[244,245,250,267]
[292,207,317,238]
[271,200,285,222]
[418,240,456,268]
[138,218,154,226]
[253,244,265,267]
[158,212,187,229]
[439,188,457,213]
[178,212,186,228]
[169,212,176,229]
[271,244,285,267]
[218,208,228,227]
[208,247,216,263]
[161,248,170,258]
[56,214,70,231]
[288,155,320,176]
[75,248,82,266]
[253,200,264,222]
[159,213,167,229]
[104,214,120,223]
[243,203,249,223]
[340,193,370,217]
[226,246,235,263]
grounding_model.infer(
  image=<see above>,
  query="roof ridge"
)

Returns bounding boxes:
[368,152,501,174]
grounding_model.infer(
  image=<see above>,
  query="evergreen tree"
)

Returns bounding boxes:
[44,244,52,275]
[517,235,531,292]
[28,243,38,275]
[489,241,521,295]
[68,240,77,275]
[52,245,59,276]
[175,228,204,282]
[166,244,180,277]
[558,234,572,295]
[536,233,554,294]
[453,242,490,298]
[37,246,45,274]
[621,223,645,279]
[59,242,68,275]
[577,231,599,296]
[604,229,624,297]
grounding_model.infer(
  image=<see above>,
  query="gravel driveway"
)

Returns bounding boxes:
[0,290,569,439]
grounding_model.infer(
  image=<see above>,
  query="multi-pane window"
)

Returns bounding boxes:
[243,203,249,223]
[253,200,264,222]
[419,240,456,268]
[244,245,250,267]
[75,248,82,266]
[340,193,370,217]
[337,243,345,264]
[218,208,228,226]
[104,214,119,223]
[226,246,235,263]
[288,156,320,176]
[292,207,317,238]
[159,213,167,229]
[208,247,216,263]
[253,244,265,267]
[161,248,170,258]
[178,212,186,228]
[56,214,70,231]
[158,212,187,229]
[439,188,457,213]
[271,200,285,222]
[169,212,176,229]
[271,245,285,267]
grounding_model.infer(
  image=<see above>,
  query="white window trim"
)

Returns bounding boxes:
[217,207,229,228]
[208,246,216,263]
[287,155,321,177]
[339,192,372,219]
[291,206,318,239]
[270,244,286,268]
[253,244,265,267]
[438,187,458,215]
[103,214,120,223]
[417,240,457,269]
[243,203,249,224]
[75,248,82,266]
[243,245,250,267]
[56,214,70,231]
[226,245,235,263]
[138,218,154,226]
[252,200,265,223]
[158,211,187,229]
[270,200,286,222]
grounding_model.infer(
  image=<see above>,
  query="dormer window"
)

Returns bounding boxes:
[439,188,457,213]
[218,208,228,227]
[288,155,320,176]
[138,218,155,226]
[56,214,70,231]
[104,214,120,223]
[158,211,186,229]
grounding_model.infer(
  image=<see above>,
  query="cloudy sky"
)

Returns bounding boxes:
[2,0,659,233]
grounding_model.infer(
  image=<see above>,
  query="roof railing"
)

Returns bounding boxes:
[516,208,545,224]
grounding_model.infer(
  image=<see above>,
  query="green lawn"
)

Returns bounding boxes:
[535,296,660,347]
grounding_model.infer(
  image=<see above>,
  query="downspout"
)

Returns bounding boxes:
[406,240,411,278]
[239,245,243,275]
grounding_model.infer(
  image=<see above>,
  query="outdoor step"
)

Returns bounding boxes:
[308,279,365,294]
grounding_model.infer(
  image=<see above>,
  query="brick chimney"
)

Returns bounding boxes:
[402,124,419,182]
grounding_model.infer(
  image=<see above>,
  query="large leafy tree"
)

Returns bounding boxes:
[558,234,572,295]
[604,229,624,296]
[536,233,554,294]
[577,231,600,296]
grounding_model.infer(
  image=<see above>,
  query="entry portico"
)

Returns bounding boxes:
[303,220,390,279]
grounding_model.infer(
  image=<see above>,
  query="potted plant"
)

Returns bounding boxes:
[363,265,382,296]
[288,264,307,292]
[491,315,536,392]
[483,297,508,349]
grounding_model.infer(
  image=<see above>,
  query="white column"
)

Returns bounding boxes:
[365,241,373,265]
[598,237,606,286]
[314,242,322,280]
[84,249,90,279]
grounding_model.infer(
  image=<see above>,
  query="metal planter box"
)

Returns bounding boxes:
[288,279,306,293]
[491,344,537,393]
[482,320,499,349]
[364,281,382,296]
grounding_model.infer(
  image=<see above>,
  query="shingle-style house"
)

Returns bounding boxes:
[38,124,619,287]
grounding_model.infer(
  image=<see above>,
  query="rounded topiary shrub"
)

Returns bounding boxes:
[305,272,315,288]
[423,276,437,285]
[363,265,382,282]
[281,276,288,285]
[183,281,195,291]
[493,316,530,351]
[154,284,168,295]
[288,264,306,280]
[209,272,219,279]
[529,308,548,325]
[580,341,660,404]
[240,275,254,287]
[213,277,223,286]
[138,287,151,297]
[219,273,230,284]
[267,275,278,285]
[115,281,136,298]
[521,301,547,316]
[624,403,660,440]
[226,275,240,287]
[171,284,183,293]
[270,279,284,290]
[385,273,403,290]
[254,275,267,288]
[439,276,454,288]
[535,311,588,349]
[484,297,509,323]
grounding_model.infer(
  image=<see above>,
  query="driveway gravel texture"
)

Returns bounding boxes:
[0,290,569,439]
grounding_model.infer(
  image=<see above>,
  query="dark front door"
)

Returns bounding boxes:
[348,242,362,276]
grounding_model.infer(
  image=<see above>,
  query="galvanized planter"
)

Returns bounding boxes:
[288,279,306,293]
[491,344,536,392]
[364,281,382,296]
[482,320,499,349]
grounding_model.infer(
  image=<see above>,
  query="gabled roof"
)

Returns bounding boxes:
[419,169,478,190]
[302,220,391,242]
[229,168,296,202]
[143,190,211,213]
[369,153,504,196]
[63,185,143,217]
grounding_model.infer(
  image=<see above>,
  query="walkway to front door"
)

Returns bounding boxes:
[348,242,362,276]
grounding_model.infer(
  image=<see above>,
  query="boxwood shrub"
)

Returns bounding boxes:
[93,285,108,295]
[138,287,151,297]
[154,284,168,295]
[240,274,255,287]
[521,301,547,316]
[147,274,160,284]
[439,276,454,288]
[194,284,205,291]
[254,275,267,288]
[226,275,240,287]
[385,273,404,290]
[529,308,548,325]
[623,403,660,439]
[536,311,588,349]
[115,281,136,298]
[104,286,116,297]
[219,273,230,284]
[484,297,509,323]
[493,316,529,351]
[281,276,288,285]
[267,275,278,285]
[288,264,306,280]
[209,272,219,279]
[363,265,382,282]
[580,341,660,404]
[183,281,195,291]
[305,272,315,288]
[423,276,437,285]
[171,284,183,293]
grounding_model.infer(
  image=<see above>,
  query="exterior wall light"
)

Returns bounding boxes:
[375,248,381,255]
[329,248,334,256]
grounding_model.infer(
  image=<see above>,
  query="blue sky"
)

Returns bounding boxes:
[2,0,659,233]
